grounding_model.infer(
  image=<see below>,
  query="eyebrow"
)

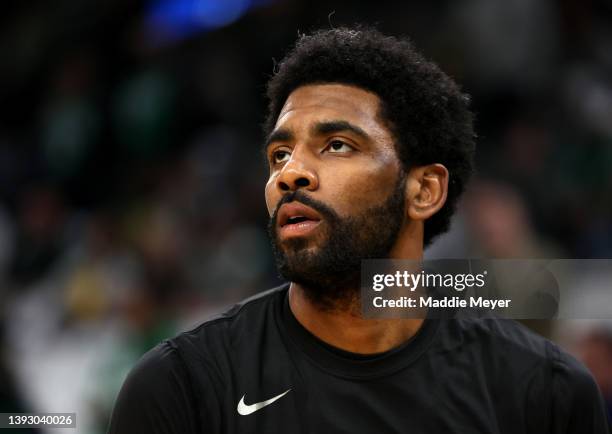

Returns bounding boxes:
[265,129,294,150]
[265,119,371,151]
[312,120,370,141]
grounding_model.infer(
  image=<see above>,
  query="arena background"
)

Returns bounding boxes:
[0,0,611,432]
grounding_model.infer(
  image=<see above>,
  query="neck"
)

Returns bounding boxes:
[288,224,425,354]
[289,284,424,354]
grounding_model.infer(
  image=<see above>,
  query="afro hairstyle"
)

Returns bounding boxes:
[264,26,476,247]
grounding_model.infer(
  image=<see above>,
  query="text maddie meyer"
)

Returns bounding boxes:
[372,295,512,310]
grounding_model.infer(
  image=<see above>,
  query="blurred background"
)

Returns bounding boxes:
[0,0,611,432]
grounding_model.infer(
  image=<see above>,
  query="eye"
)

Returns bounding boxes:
[272,149,291,164]
[326,140,354,153]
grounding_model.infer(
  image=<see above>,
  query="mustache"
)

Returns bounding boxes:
[270,190,339,226]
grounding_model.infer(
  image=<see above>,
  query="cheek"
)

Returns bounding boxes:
[321,161,399,215]
[264,176,278,216]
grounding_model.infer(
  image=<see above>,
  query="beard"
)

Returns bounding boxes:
[268,172,406,311]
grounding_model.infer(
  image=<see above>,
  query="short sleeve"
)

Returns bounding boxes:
[107,341,201,434]
[551,347,611,434]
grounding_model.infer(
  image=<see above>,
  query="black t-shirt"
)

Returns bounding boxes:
[108,284,611,433]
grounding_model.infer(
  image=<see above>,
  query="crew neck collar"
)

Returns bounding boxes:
[275,284,441,379]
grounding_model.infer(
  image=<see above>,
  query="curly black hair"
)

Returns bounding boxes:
[264,26,476,247]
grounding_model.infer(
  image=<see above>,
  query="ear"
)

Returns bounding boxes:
[405,164,449,221]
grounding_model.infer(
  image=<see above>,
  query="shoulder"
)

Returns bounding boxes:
[471,317,600,386]
[116,283,288,397]
[453,317,593,373]
[442,316,606,401]
[161,284,288,372]
[171,283,288,346]
[439,316,586,383]
[126,340,184,387]
[443,315,557,362]
[109,285,289,433]
[108,342,200,433]
[547,339,610,432]
[114,340,197,404]
[549,342,604,407]
[193,283,288,329]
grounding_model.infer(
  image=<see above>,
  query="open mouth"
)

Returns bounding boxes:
[278,202,322,237]
[284,216,312,226]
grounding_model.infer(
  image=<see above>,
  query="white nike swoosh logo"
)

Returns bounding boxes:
[237,389,291,416]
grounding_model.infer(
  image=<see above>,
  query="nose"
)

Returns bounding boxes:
[276,150,318,192]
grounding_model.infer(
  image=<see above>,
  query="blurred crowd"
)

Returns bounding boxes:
[0,0,611,432]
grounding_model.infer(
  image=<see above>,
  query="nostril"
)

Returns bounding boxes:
[295,178,309,187]
[279,182,290,191]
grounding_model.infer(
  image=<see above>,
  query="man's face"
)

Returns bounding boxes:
[264,84,407,306]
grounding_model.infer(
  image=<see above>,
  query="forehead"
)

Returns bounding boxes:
[275,84,386,133]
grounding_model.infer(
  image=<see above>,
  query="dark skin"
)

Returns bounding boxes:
[265,84,449,354]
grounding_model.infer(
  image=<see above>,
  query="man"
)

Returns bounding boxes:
[108,27,610,433]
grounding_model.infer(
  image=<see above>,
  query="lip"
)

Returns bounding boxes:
[277,202,322,239]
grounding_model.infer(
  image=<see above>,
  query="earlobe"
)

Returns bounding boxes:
[406,164,449,221]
